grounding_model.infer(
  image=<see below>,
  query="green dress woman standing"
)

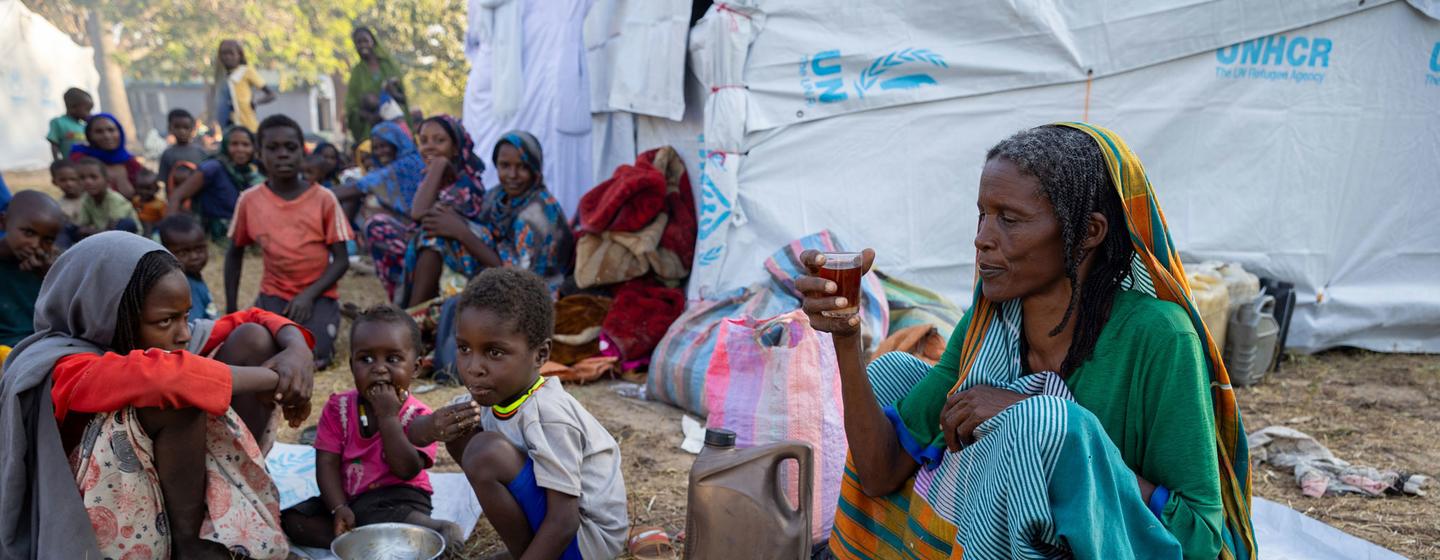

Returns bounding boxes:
[345,26,409,145]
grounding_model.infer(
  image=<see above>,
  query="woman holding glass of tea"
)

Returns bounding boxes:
[796,123,1258,560]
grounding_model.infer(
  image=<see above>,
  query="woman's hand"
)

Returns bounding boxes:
[420,204,471,240]
[796,248,876,338]
[366,383,403,419]
[940,386,1029,451]
[422,401,484,443]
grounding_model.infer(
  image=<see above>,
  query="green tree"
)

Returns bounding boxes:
[24,0,467,136]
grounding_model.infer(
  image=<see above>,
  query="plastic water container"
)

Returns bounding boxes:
[1187,271,1231,348]
[1225,293,1280,386]
[685,429,813,560]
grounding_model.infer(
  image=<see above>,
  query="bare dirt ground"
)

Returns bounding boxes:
[5,169,1435,558]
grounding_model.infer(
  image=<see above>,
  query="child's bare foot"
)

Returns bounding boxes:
[404,511,465,552]
[437,520,464,551]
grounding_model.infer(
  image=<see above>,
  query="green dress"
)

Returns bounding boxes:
[892,289,1225,559]
[345,52,408,144]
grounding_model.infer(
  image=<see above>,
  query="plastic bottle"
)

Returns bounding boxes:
[1225,292,1280,386]
[684,429,813,560]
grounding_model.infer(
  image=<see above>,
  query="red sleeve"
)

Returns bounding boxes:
[229,191,253,247]
[201,308,316,356]
[51,351,232,421]
[126,159,144,184]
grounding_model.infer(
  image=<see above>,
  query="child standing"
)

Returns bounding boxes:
[157,109,208,191]
[281,305,477,548]
[226,115,351,368]
[46,88,92,160]
[449,268,629,560]
[132,170,167,235]
[74,157,139,237]
[157,214,216,322]
[214,40,276,133]
[0,191,64,346]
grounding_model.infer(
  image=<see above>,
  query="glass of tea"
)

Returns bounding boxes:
[817,252,863,318]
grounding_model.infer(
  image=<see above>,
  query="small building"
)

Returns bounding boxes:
[126,72,339,146]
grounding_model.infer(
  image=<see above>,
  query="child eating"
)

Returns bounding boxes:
[281,305,479,549]
[157,214,216,322]
[448,268,629,560]
[226,115,352,368]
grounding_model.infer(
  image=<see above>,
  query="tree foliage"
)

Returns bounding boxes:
[24,0,467,118]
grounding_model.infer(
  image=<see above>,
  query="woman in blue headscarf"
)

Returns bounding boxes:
[411,130,572,296]
[342,121,427,299]
[70,113,144,198]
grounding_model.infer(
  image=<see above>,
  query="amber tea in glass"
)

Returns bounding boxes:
[817,252,862,318]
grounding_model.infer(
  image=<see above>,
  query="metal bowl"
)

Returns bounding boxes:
[330,522,446,560]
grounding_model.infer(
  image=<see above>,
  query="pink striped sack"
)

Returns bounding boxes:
[703,309,848,544]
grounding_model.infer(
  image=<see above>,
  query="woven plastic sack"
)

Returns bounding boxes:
[704,310,847,544]
[646,284,783,416]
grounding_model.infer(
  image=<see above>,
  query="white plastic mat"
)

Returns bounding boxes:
[267,443,483,559]
[1253,497,1406,560]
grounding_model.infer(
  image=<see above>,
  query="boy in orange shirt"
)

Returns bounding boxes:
[226,115,352,368]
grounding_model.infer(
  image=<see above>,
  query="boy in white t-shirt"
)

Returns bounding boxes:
[447,269,628,560]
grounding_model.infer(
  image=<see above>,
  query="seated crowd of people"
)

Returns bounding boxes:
[0,80,625,559]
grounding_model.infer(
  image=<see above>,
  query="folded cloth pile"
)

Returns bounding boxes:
[574,147,696,288]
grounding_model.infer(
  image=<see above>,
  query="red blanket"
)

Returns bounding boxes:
[601,280,686,363]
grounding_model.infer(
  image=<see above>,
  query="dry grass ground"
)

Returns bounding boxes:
[4,169,1435,558]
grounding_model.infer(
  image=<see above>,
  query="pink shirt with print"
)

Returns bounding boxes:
[314,390,437,497]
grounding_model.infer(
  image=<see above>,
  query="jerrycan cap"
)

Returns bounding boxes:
[704,428,737,448]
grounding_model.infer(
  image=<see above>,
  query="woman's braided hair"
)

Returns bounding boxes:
[111,250,182,353]
[985,126,1135,375]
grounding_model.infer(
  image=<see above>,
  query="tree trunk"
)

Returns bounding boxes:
[332,71,349,143]
[85,8,137,139]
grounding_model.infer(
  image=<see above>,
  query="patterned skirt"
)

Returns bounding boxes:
[69,407,289,559]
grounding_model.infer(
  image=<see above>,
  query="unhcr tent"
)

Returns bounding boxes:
[470,0,1440,353]
[0,0,101,171]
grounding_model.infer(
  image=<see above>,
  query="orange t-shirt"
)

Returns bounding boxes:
[229,183,354,300]
[133,196,167,224]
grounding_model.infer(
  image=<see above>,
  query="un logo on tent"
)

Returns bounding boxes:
[801,48,948,105]
[854,48,949,98]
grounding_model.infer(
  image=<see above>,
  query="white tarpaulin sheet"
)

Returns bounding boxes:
[686,0,1440,352]
[0,0,100,171]
[1252,497,1407,560]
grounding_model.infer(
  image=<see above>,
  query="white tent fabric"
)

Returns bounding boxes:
[682,0,1440,352]
[584,0,689,121]
[464,0,596,217]
[0,0,100,171]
